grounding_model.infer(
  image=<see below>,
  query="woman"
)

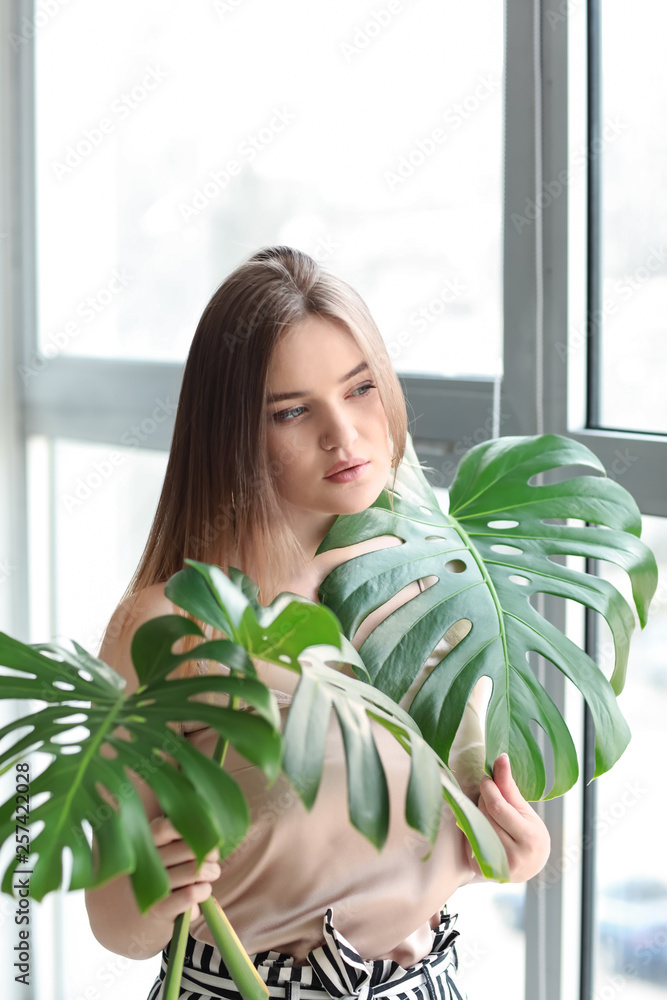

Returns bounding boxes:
[85,246,549,999]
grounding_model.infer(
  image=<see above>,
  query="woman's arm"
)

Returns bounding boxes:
[84,586,221,959]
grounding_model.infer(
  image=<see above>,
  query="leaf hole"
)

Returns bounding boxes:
[400,618,472,710]
[419,506,432,515]
[77,670,93,683]
[419,575,438,591]
[424,535,446,543]
[444,559,467,574]
[488,520,519,529]
[60,745,82,755]
[51,727,86,745]
[0,666,31,679]
[278,654,292,664]
[491,544,523,556]
[30,791,51,811]
[57,712,87,725]
[509,574,530,586]
[53,680,76,692]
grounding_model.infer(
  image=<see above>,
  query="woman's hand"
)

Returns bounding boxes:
[147,817,221,922]
[467,753,551,883]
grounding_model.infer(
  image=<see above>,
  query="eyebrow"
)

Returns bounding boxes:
[266,361,370,404]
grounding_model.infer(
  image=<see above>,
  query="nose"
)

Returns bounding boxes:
[320,405,359,452]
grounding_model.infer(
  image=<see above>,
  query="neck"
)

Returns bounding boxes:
[285,506,338,560]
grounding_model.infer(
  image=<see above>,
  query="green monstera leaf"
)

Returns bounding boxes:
[0,558,507,921]
[167,561,508,878]
[317,434,658,801]
[0,620,282,911]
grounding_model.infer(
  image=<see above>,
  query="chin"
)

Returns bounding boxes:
[335,480,388,516]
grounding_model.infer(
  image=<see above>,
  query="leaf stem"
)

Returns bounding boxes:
[165,694,261,998]
[163,908,191,1000]
[202,697,267,999]
[208,694,269,996]
[200,896,269,1000]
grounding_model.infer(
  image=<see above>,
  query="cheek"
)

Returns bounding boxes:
[265,429,306,485]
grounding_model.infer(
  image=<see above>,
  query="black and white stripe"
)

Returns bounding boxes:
[147,908,467,1000]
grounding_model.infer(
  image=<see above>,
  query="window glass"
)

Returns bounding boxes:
[592,515,667,996]
[34,438,167,999]
[51,439,167,650]
[455,882,526,999]
[598,2,667,434]
[35,0,503,376]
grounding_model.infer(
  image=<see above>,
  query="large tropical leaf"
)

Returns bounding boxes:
[316,434,658,801]
[0,620,282,912]
[281,642,507,879]
[0,557,508,920]
[167,561,508,878]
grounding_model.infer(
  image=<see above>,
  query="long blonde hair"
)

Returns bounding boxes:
[123,245,407,618]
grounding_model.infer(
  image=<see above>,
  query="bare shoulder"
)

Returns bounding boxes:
[99,582,178,693]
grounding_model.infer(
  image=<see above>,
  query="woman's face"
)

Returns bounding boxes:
[265,315,392,547]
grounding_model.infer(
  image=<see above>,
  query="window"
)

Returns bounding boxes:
[3,2,666,999]
[35,0,503,378]
[596,1,667,435]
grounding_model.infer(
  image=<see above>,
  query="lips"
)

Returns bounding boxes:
[324,457,368,478]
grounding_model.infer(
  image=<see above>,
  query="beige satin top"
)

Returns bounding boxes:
[183,580,487,966]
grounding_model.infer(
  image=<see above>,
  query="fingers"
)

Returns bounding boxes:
[478,776,527,843]
[470,759,551,883]
[163,857,222,890]
[150,817,220,865]
[149,881,214,923]
[490,754,531,813]
[150,816,184,848]
[148,816,221,919]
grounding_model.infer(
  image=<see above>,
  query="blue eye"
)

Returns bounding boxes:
[351,382,376,397]
[273,405,306,422]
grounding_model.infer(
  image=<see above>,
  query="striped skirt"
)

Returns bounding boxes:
[147,907,466,1000]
